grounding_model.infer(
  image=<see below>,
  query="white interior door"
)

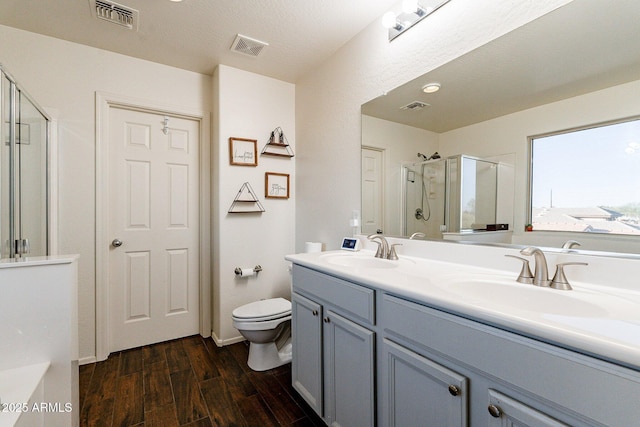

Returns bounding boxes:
[108,107,199,352]
[361,147,384,235]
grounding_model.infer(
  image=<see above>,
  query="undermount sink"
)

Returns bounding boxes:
[320,253,410,269]
[442,278,609,317]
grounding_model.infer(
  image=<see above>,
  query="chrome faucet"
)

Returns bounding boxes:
[368,234,389,259]
[562,240,581,250]
[520,246,550,287]
[409,232,426,240]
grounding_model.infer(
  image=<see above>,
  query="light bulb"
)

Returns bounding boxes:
[402,0,419,14]
[422,83,441,93]
[382,11,397,29]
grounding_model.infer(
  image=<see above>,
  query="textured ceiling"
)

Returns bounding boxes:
[0,0,398,82]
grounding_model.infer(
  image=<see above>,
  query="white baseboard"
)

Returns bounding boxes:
[79,356,97,366]
[211,330,245,347]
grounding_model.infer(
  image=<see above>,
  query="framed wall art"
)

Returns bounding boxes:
[265,172,290,199]
[229,137,258,166]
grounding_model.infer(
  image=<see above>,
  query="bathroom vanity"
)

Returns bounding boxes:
[287,240,640,426]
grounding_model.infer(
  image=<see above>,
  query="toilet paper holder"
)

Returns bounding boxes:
[234,265,262,276]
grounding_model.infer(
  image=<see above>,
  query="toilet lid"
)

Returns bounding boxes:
[232,297,291,320]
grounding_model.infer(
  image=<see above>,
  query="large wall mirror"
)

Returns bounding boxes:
[361,0,640,256]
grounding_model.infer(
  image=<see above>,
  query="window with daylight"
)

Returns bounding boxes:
[529,117,640,235]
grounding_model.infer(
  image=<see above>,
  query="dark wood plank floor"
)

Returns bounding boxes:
[79,335,325,427]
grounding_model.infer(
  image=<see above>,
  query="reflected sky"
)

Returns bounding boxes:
[532,118,640,208]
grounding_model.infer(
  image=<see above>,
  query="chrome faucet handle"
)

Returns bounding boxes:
[369,240,384,258]
[388,244,402,260]
[504,255,534,284]
[550,262,588,290]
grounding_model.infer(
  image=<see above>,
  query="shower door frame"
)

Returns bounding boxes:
[1,65,53,258]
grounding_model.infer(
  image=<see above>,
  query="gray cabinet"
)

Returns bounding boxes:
[324,310,375,427]
[381,292,640,426]
[291,293,323,415]
[383,339,468,427]
[487,390,568,427]
[290,263,640,426]
[291,265,376,427]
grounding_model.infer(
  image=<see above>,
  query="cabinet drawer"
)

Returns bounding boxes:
[292,265,375,325]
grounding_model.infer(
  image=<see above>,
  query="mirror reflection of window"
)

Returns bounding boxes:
[529,117,640,235]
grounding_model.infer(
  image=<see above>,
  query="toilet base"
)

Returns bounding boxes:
[247,336,292,371]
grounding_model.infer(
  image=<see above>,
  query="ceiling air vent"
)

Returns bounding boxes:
[230,34,269,57]
[400,101,430,111]
[90,0,139,30]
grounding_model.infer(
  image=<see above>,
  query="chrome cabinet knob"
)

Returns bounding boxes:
[324,317,330,323]
[488,404,502,418]
[111,238,123,248]
[312,310,319,316]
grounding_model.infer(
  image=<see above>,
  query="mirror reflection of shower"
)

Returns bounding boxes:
[402,153,446,239]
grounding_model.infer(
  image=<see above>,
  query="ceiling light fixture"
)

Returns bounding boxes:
[382,0,452,42]
[382,11,404,31]
[422,83,441,93]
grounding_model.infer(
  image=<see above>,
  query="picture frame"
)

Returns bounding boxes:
[265,172,290,199]
[229,137,258,166]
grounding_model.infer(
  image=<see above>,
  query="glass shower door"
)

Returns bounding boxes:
[1,72,10,257]
[17,91,49,256]
[0,67,49,258]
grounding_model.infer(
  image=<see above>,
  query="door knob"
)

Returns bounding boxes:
[111,239,123,248]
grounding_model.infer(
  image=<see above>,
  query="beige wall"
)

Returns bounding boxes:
[0,24,212,362]
[212,65,296,343]
[294,0,571,252]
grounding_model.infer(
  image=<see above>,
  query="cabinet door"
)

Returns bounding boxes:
[324,310,375,427]
[383,339,468,427]
[487,390,569,427]
[292,292,323,416]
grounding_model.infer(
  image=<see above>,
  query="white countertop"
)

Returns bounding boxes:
[0,255,78,269]
[286,249,640,370]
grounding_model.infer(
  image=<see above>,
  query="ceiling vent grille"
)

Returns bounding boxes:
[230,34,269,57]
[91,0,139,30]
[400,101,430,111]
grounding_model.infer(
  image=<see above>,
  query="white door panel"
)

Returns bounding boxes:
[361,147,384,235]
[109,108,199,352]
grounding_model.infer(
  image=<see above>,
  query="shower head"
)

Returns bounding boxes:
[417,153,428,161]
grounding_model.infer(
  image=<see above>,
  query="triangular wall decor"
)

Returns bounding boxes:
[228,182,265,213]
[261,127,294,158]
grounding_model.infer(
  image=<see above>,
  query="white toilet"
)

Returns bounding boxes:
[232,297,292,371]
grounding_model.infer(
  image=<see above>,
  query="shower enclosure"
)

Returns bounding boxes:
[402,155,499,238]
[402,158,447,239]
[1,65,50,258]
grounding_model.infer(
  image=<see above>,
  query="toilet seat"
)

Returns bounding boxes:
[232,297,291,322]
